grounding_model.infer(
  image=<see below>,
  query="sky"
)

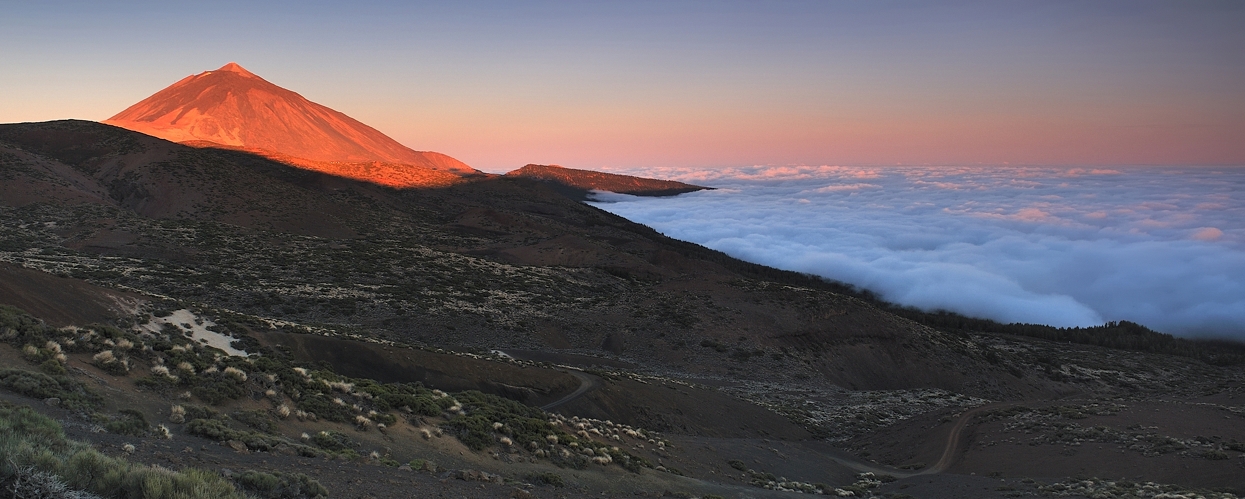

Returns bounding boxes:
[589,165,1245,339]
[2,1,1244,171]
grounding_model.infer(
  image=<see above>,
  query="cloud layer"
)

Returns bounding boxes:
[589,165,1245,339]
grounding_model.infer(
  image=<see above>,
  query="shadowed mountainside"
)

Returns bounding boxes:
[104,62,477,177]
[504,163,710,198]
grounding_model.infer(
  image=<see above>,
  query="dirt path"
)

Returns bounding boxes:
[919,401,1018,475]
[494,349,601,411]
[540,369,597,410]
[812,401,1021,478]
[501,346,1019,478]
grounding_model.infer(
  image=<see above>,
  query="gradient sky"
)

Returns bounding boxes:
[2,1,1243,171]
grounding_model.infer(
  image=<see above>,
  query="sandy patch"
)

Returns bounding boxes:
[139,309,248,357]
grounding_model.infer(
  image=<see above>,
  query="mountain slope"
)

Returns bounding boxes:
[104,62,477,176]
[0,119,1014,397]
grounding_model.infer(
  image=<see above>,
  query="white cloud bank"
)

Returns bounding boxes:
[589,165,1245,339]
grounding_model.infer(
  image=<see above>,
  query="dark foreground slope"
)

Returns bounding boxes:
[2,119,1244,497]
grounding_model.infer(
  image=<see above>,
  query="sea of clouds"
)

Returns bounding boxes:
[587,165,1245,339]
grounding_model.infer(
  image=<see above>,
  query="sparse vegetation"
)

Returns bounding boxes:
[0,401,247,499]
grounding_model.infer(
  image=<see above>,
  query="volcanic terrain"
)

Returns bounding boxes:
[1,65,1243,499]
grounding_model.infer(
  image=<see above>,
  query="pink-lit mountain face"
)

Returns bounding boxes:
[104,63,476,176]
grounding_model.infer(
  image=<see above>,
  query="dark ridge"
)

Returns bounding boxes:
[504,164,710,198]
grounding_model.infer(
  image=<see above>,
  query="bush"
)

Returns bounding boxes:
[190,375,247,405]
[232,409,275,433]
[104,409,149,436]
[526,471,565,488]
[444,414,496,450]
[4,465,103,499]
[235,470,328,499]
[310,431,353,453]
[180,405,220,422]
[185,418,283,452]
[40,359,68,376]
[0,368,103,411]
[0,305,49,347]
[296,394,356,423]
[444,390,560,451]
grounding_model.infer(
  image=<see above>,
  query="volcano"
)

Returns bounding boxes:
[104,62,477,177]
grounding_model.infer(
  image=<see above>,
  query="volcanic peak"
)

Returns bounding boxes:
[104,63,477,176]
[214,62,255,77]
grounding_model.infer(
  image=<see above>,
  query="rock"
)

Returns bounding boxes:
[398,464,412,471]
[43,397,61,407]
[227,440,248,453]
[512,489,535,499]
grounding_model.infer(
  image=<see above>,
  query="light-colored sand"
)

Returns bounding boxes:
[138,309,248,357]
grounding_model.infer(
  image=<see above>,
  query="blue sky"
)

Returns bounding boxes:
[3,1,1243,170]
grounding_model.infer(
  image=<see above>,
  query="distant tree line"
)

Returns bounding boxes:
[882,308,1245,366]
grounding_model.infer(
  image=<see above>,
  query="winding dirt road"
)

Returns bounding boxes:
[498,348,1021,478]
[817,401,1022,478]
[540,370,598,410]
[492,349,601,411]
[920,401,1018,474]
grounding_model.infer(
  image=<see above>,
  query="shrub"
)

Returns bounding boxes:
[445,415,494,450]
[235,470,328,499]
[189,375,247,405]
[372,412,397,426]
[40,359,68,376]
[4,465,103,499]
[526,472,565,488]
[91,350,130,375]
[0,368,103,411]
[310,431,353,453]
[104,409,149,436]
[223,366,247,382]
[444,390,563,451]
[232,409,275,433]
[182,405,220,422]
[296,393,357,423]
